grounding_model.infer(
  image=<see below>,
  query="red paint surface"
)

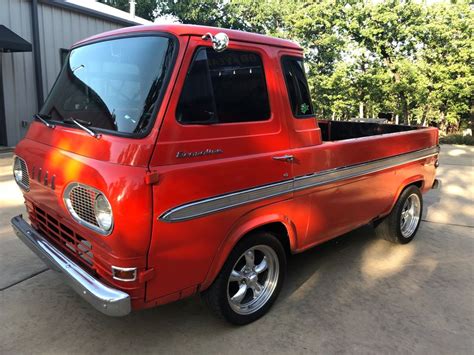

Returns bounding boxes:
[15,25,438,310]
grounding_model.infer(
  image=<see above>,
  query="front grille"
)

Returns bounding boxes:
[68,185,100,228]
[15,157,30,190]
[31,205,94,268]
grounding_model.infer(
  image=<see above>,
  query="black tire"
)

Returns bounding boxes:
[374,185,423,244]
[202,231,287,325]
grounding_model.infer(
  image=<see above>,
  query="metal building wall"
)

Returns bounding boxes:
[0,0,37,147]
[0,0,124,146]
[37,3,122,100]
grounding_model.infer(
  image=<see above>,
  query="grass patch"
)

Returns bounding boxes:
[439,134,474,145]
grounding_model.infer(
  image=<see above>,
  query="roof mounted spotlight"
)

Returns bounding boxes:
[202,32,229,52]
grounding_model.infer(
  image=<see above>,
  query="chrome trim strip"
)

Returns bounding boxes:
[11,215,130,316]
[160,146,440,222]
[160,179,294,222]
[111,266,138,282]
[294,146,439,191]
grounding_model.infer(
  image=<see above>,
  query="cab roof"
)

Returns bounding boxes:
[74,24,302,51]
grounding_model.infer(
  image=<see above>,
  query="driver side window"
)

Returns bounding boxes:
[176,48,271,124]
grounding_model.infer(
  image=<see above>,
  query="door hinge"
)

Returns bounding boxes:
[145,171,160,185]
[138,268,155,283]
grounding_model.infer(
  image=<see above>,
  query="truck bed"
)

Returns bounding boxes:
[318,120,420,141]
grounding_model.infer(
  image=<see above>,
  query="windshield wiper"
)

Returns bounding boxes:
[34,113,55,129]
[63,117,101,139]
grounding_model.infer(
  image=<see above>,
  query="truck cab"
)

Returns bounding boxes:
[11,24,439,325]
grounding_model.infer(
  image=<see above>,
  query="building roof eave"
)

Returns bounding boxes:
[40,0,153,27]
[0,25,32,52]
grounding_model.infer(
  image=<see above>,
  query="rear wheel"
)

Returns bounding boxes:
[202,231,286,325]
[375,185,423,244]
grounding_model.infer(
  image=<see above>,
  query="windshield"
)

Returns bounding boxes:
[40,36,175,135]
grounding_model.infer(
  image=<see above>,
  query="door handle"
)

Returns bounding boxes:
[272,154,294,162]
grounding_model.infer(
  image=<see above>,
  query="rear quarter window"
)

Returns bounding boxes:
[281,56,314,118]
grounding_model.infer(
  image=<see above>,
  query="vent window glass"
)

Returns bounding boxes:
[281,57,314,117]
[176,48,271,124]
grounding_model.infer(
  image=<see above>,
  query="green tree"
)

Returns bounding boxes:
[420,1,474,130]
[98,0,158,21]
[155,0,292,34]
[346,0,426,124]
[101,0,474,133]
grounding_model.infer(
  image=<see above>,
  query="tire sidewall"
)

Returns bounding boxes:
[394,186,423,244]
[216,232,287,325]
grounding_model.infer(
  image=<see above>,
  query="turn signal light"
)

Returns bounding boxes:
[112,266,137,282]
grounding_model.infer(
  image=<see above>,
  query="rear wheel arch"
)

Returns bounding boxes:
[387,176,424,214]
[375,184,423,244]
[410,180,423,190]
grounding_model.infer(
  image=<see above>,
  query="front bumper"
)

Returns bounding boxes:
[11,215,131,316]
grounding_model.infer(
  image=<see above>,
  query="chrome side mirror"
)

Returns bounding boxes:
[202,32,229,52]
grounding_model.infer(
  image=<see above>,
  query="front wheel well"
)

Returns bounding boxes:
[242,222,292,256]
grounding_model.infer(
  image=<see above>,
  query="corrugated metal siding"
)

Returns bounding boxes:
[0,0,124,146]
[38,4,122,96]
[0,0,36,146]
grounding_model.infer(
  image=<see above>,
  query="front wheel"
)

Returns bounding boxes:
[375,185,423,244]
[202,231,286,325]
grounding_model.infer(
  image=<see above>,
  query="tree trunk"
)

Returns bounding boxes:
[383,56,408,124]
[359,102,364,119]
[421,105,429,126]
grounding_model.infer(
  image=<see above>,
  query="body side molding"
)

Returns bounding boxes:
[160,146,440,222]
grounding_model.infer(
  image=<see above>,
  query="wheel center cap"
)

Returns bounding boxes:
[247,273,258,285]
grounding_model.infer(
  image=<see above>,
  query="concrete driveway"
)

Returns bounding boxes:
[1,145,473,354]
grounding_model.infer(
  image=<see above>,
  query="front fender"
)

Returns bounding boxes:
[201,209,297,290]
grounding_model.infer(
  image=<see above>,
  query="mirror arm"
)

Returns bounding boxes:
[201,32,229,52]
[202,32,213,41]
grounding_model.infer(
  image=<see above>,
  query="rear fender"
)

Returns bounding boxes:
[386,174,425,216]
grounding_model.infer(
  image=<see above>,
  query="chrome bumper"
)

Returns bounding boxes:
[11,215,131,316]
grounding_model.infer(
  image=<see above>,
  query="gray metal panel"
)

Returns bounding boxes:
[0,0,125,146]
[37,3,122,97]
[0,0,37,146]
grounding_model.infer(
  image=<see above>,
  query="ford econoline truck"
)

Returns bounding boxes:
[11,24,439,325]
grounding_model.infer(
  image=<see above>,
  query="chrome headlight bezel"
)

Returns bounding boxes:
[12,156,30,191]
[94,193,113,232]
[63,182,113,235]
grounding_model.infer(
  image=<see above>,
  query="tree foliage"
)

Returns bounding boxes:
[98,0,158,21]
[104,0,474,131]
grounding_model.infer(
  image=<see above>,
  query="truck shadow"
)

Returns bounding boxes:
[124,223,392,326]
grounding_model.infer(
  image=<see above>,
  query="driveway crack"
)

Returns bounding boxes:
[0,268,49,291]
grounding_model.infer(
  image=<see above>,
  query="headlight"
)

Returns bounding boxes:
[94,194,113,231]
[13,158,23,182]
[64,183,113,235]
[13,156,30,190]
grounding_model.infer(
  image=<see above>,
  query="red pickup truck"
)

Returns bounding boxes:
[11,24,439,325]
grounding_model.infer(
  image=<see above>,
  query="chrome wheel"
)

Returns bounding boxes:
[400,193,421,238]
[227,245,279,315]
